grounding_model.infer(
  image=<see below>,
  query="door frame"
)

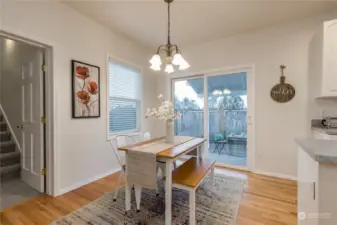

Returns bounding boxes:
[0,30,56,195]
[171,75,206,151]
[170,64,255,172]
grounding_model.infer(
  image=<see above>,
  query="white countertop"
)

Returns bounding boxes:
[295,138,337,164]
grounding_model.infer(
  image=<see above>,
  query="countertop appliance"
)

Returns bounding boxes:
[321,117,337,128]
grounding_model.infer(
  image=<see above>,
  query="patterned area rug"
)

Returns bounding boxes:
[52,174,244,225]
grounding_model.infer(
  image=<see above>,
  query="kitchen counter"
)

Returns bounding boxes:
[295,138,337,164]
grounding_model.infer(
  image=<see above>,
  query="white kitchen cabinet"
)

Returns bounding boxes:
[298,146,337,225]
[323,20,337,95]
[309,19,337,98]
[298,147,319,225]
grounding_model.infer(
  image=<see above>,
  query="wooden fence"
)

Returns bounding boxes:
[174,109,247,141]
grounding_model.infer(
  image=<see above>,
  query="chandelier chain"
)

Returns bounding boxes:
[167,1,171,45]
[149,0,189,72]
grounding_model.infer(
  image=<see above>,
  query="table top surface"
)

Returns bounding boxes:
[228,136,247,139]
[118,136,206,159]
[215,140,228,143]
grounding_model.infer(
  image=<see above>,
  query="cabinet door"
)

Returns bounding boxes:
[298,147,319,225]
[323,20,337,95]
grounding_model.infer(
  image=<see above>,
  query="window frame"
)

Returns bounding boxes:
[106,54,143,139]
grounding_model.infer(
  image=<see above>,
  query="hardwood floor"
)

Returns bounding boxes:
[0,167,297,225]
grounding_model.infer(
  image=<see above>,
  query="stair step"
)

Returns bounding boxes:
[0,151,20,167]
[0,122,7,131]
[0,163,21,181]
[0,131,11,142]
[0,141,16,153]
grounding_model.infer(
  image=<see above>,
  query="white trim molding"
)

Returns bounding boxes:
[0,104,21,151]
[57,168,120,196]
[254,169,297,181]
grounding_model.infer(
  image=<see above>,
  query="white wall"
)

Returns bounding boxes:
[156,11,337,178]
[0,1,157,195]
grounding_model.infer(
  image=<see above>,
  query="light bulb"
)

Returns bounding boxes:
[150,63,161,71]
[179,61,190,70]
[172,53,183,65]
[149,54,161,65]
[223,89,231,94]
[164,64,174,73]
[212,90,221,95]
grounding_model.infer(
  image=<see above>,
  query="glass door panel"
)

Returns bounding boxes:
[173,78,204,138]
[207,72,247,167]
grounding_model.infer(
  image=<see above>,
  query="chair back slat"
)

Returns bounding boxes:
[110,135,138,167]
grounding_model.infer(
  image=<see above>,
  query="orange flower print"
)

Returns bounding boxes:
[76,66,89,79]
[87,81,98,95]
[76,91,90,104]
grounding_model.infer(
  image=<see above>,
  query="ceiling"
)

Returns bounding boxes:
[64,0,337,49]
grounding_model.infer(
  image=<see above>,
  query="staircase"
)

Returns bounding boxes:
[0,113,21,181]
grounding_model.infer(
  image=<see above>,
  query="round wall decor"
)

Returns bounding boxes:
[270,65,295,103]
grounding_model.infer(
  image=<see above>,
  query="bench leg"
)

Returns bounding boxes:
[135,185,142,212]
[189,189,196,225]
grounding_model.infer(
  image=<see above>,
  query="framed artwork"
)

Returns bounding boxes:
[72,60,100,118]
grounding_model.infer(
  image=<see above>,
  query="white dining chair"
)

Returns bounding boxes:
[110,135,136,202]
[110,133,164,204]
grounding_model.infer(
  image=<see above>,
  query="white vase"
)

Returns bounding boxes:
[166,120,174,143]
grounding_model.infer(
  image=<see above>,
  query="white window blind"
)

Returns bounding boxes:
[108,58,141,134]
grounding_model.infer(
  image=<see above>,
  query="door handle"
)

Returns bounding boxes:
[17,125,24,129]
[313,182,316,200]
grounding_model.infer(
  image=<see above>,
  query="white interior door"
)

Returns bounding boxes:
[21,47,45,193]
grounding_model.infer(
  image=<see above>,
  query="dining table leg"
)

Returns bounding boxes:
[165,159,173,225]
[125,152,131,211]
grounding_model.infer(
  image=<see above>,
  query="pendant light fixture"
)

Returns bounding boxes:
[149,0,190,73]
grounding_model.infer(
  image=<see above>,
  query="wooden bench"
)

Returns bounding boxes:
[172,157,216,225]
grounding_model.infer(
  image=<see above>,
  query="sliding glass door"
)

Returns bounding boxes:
[171,67,254,171]
[173,77,204,138]
[207,72,247,167]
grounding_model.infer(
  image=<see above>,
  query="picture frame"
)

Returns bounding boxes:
[71,60,100,118]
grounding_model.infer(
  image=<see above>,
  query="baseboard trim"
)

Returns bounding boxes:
[56,168,120,196]
[254,170,297,181]
[0,104,21,152]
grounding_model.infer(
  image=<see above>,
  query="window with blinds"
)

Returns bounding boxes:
[108,58,141,134]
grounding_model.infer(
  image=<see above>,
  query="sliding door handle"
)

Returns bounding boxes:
[313,182,316,200]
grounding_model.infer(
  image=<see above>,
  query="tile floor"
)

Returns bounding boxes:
[0,178,40,211]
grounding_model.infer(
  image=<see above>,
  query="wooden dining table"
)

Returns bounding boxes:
[119,136,206,225]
